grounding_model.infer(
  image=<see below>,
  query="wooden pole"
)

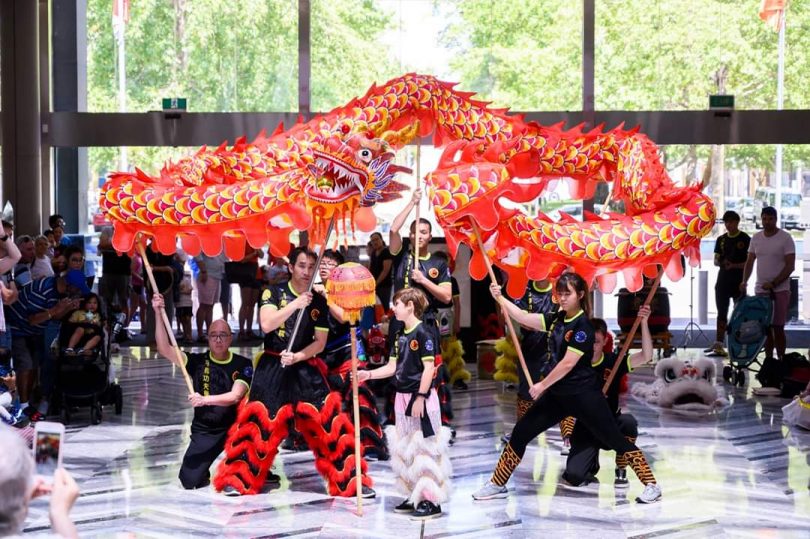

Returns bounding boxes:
[137,241,194,395]
[350,328,363,515]
[602,267,664,394]
[413,141,421,273]
[471,222,534,386]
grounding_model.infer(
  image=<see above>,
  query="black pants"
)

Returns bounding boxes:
[179,427,229,489]
[715,284,742,324]
[510,388,639,460]
[563,412,638,486]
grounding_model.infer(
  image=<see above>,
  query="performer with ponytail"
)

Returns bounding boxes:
[472,272,662,504]
[358,287,452,520]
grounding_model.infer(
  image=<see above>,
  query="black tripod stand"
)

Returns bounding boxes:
[681,266,709,348]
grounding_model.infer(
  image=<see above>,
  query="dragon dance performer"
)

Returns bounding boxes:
[387,189,454,428]
[500,280,562,442]
[472,273,662,504]
[563,307,652,488]
[314,249,389,461]
[213,247,374,498]
[358,288,452,520]
[152,295,252,490]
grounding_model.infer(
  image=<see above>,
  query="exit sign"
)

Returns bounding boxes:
[709,95,734,110]
[162,97,187,111]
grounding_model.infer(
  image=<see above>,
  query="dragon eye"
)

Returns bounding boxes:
[357,148,373,163]
[664,368,678,383]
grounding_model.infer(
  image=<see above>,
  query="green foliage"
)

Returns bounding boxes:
[441,0,581,110]
[85,0,810,184]
[310,0,396,111]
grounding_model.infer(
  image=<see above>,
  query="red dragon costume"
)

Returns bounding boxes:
[100,73,715,497]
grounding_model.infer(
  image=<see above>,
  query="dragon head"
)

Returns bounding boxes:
[304,124,412,208]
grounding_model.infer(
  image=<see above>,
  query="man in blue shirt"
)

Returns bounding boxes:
[6,270,90,419]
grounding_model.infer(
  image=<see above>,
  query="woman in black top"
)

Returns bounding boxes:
[472,272,662,504]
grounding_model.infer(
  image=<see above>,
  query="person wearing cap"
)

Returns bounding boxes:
[4,271,88,420]
[706,210,750,357]
[741,206,796,387]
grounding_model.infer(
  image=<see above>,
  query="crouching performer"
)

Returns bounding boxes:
[213,247,374,498]
[152,294,252,489]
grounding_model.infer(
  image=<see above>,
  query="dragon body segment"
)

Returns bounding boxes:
[101,74,715,291]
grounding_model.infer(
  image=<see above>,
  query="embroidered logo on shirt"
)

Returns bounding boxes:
[261,289,272,302]
[310,308,320,321]
[243,366,254,378]
[425,339,434,352]
[575,330,587,343]
[409,339,419,351]
[564,330,573,342]
[737,241,745,250]
[428,267,439,279]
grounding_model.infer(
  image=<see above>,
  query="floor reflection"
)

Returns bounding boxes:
[22,346,810,538]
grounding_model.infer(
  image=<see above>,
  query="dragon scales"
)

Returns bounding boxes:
[100,74,715,293]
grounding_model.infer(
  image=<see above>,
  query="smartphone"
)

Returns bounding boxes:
[33,421,65,478]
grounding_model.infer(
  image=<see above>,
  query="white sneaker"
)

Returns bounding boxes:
[472,480,508,500]
[560,438,571,456]
[636,482,662,504]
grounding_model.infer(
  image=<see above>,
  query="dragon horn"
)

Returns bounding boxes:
[380,121,420,148]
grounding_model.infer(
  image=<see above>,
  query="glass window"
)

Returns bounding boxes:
[595,1,810,110]
[86,0,298,112]
[311,0,581,112]
[593,143,810,323]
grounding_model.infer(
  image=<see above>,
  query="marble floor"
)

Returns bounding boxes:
[22,346,810,538]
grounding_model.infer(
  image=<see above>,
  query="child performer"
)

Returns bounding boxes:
[357,288,452,520]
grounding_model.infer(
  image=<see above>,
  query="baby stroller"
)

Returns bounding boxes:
[51,310,123,425]
[723,295,773,386]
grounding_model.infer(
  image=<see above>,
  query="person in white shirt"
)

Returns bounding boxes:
[741,206,795,364]
[31,235,54,280]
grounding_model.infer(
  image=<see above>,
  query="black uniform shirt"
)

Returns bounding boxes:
[390,240,451,317]
[392,321,437,393]
[260,282,328,353]
[184,351,252,431]
[539,310,598,394]
[714,231,751,286]
[513,281,556,358]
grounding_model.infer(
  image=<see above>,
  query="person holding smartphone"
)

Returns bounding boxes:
[152,294,253,490]
[0,423,80,538]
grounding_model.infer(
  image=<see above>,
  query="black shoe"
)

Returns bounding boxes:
[222,485,242,497]
[410,500,442,520]
[394,499,414,513]
[452,380,468,390]
[361,485,376,499]
[266,472,281,484]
